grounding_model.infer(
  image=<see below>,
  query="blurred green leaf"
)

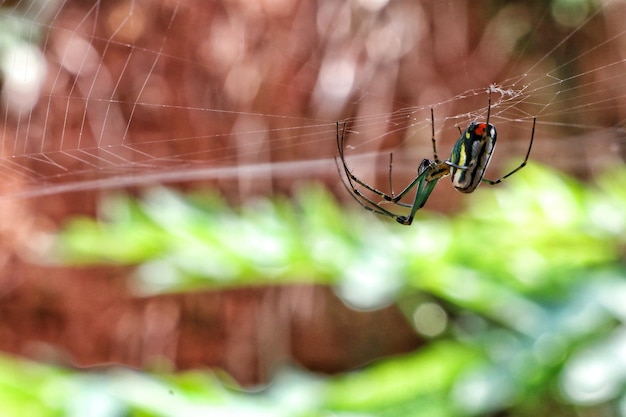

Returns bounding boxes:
[324,341,482,415]
[45,163,626,416]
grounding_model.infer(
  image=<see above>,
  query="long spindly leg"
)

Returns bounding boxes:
[336,121,402,202]
[388,153,395,198]
[335,121,410,220]
[388,153,418,200]
[335,121,435,222]
[335,153,414,220]
[485,88,492,127]
[430,107,440,163]
[336,121,422,206]
[482,117,536,185]
[338,163,440,226]
[335,165,411,220]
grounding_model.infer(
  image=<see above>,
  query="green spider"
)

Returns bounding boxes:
[336,96,536,225]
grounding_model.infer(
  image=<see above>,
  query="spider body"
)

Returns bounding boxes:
[449,122,497,193]
[335,92,535,225]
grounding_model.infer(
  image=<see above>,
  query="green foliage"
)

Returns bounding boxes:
[36,163,626,416]
[0,354,69,417]
[55,164,625,304]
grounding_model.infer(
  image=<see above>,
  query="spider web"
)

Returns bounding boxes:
[0,0,624,202]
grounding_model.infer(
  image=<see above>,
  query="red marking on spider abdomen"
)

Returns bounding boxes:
[474,123,487,136]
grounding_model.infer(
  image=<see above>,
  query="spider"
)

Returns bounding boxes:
[336,94,536,225]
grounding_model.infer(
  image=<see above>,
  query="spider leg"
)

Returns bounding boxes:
[445,160,471,171]
[430,107,441,163]
[388,155,422,207]
[388,153,394,197]
[485,89,492,126]
[335,160,408,220]
[336,158,440,226]
[482,117,535,185]
[336,120,448,223]
[336,122,398,200]
[336,121,412,205]
[335,122,409,220]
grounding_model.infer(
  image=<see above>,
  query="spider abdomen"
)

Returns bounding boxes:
[449,122,497,193]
